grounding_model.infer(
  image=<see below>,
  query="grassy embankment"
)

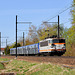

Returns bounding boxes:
[0,58,75,75]
[0,63,5,70]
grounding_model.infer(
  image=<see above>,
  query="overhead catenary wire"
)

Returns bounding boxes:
[45,3,75,22]
[38,4,74,30]
[1,38,15,46]
[46,5,72,21]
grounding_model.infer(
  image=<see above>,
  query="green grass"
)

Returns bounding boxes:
[0,58,9,61]
[0,63,5,70]
[0,58,75,75]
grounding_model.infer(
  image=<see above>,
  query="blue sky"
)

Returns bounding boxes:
[0,0,73,47]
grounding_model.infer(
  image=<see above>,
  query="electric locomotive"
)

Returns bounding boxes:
[39,38,66,56]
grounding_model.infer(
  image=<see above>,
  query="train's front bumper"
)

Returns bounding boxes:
[51,49,66,53]
[56,49,66,53]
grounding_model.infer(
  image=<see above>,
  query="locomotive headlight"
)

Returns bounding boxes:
[62,44,66,49]
[51,43,55,48]
[64,44,66,46]
[62,47,65,49]
[51,44,53,48]
[63,44,66,47]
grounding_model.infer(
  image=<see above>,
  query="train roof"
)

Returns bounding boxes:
[10,48,16,50]
[40,38,65,42]
[10,43,39,50]
[22,43,39,48]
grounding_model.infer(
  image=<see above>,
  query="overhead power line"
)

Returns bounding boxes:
[46,5,72,21]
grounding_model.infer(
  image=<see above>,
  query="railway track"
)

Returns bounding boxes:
[1,55,75,68]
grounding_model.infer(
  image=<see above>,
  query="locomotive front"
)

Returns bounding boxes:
[50,38,66,55]
[39,38,66,56]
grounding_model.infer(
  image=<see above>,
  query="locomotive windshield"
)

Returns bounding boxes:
[53,39,65,43]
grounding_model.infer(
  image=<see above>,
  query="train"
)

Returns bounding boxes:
[10,38,66,56]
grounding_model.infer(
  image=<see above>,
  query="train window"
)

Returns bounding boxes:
[26,46,27,49]
[53,39,59,43]
[53,39,65,43]
[29,46,30,48]
[49,40,52,43]
[36,45,38,47]
[59,39,65,43]
[40,41,48,47]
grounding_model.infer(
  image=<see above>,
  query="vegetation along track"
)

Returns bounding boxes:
[1,55,75,68]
